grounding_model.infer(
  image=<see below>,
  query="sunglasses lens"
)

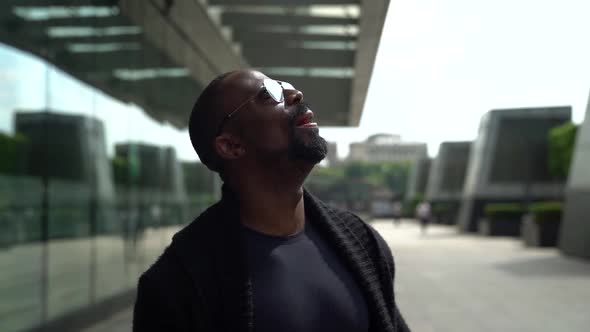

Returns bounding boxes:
[264,79,283,102]
[280,81,295,90]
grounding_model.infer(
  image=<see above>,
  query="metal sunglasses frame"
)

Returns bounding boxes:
[215,79,295,136]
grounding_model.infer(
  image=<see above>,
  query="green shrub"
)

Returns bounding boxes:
[112,156,129,185]
[529,201,563,223]
[484,203,525,219]
[529,201,562,213]
[432,202,453,213]
[0,132,29,175]
[548,122,578,179]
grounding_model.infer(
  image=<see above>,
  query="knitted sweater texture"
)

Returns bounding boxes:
[133,186,410,332]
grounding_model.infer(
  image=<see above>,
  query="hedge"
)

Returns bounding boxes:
[484,203,525,219]
[548,122,578,179]
[529,201,563,223]
[432,202,453,213]
[0,132,29,175]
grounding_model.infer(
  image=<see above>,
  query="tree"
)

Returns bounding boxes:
[548,122,578,179]
[306,161,411,209]
[0,132,29,175]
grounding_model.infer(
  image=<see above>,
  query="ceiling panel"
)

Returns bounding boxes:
[243,47,354,67]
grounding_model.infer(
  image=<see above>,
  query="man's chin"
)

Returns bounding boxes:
[289,136,328,164]
[295,153,326,165]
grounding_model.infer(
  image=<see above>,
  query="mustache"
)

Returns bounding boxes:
[288,102,311,126]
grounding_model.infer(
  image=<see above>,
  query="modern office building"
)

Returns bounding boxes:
[0,1,390,331]
[559,93,590,259]
[326,141,340,167]
[425,142,471,224]
[349,134,428,163]
[405,157,431,202]
[457,107,571,233]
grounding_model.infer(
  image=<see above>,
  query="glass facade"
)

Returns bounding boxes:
[0,31,216,332]
[490,117,569,183]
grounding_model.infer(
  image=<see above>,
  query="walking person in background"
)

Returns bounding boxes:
[392,201,403,227]
[415,201,432,235]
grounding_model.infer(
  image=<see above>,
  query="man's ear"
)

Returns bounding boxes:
[214,133,245,160]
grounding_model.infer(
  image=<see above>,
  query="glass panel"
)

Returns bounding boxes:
[40,69,93,322]
[0,1,218,330]
[0,46,45,332]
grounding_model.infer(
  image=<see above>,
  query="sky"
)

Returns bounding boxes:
[1,0,589,162]
[322,0,590,158]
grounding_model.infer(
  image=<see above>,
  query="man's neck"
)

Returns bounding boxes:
[231,164,311,237]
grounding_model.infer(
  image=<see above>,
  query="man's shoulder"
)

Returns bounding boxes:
[139,201,223,286]
[320,201,371,231]
[311,196,366,225]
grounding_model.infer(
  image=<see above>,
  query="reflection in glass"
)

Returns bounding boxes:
[0,40,215,331]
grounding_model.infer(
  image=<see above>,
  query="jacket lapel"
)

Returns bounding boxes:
[171,186,253,332]
[304,189,395,332]
[209,187,253,332]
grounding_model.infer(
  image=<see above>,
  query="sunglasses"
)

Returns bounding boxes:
[216,79,295,136]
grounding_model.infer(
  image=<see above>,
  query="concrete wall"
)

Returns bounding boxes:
[405,158,431,201]
[559,92,590,258]
[457,107,571,232]
[426,142,472,202]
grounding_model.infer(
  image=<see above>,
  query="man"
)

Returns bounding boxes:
[133,70,410,332]
[392,201,403,227]
[416,201,432,235]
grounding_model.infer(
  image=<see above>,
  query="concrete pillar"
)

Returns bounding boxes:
[559,92,590,258]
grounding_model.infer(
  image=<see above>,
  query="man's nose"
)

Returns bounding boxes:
[284,89,304,106]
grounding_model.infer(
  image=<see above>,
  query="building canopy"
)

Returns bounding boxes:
[0,0,389,128]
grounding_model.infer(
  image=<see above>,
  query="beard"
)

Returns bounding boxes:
[287,103,328,164]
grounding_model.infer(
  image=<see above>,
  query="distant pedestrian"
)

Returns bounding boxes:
[415,201,432,235]
[392,201,403,227]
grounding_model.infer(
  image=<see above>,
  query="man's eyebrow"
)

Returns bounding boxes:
[254,85,267,97]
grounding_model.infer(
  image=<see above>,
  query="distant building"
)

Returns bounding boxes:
[457,106,571,233]
[15,111,114,199]
[405,157,432,201]
[348,134,427,163]
[114,143,186,199]
[326,142,339,167]
[425,141,472,224]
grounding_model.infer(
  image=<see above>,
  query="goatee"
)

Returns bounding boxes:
[288,103,328,164]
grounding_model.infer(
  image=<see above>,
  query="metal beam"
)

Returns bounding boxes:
[51,48,178,73]
[232,30,356,44]
[349,0,390,126]
[118,0,247,90]
[210,0,358,4]
[42,33,141,46]
[3,0,117,6]
[221,12,358,27]
[243,47,354,67]
[113,77,197,109]
[18,15,133,29]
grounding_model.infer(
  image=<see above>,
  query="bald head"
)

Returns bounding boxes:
[189,69,265,172]
[189,69,326,178]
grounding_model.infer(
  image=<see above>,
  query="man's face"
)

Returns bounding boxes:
[220,71,328,165]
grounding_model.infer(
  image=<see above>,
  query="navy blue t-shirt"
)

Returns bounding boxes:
[241,220,369,332]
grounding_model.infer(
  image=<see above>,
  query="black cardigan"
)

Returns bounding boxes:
[133,186,410,332]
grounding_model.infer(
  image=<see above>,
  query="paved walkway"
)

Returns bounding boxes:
[379,220,590,332]
[84,219,590,332]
